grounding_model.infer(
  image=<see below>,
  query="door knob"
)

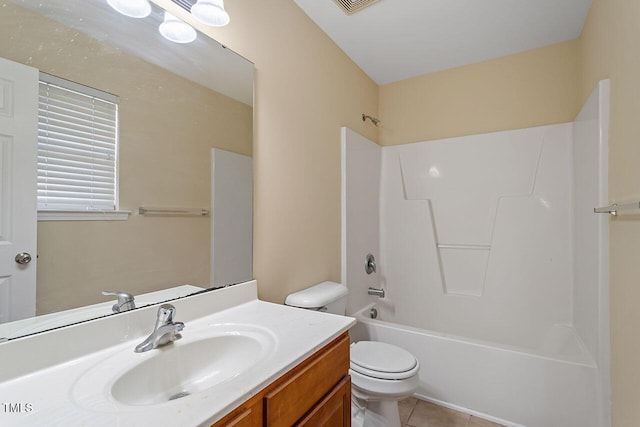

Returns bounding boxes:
[15,252,32,265]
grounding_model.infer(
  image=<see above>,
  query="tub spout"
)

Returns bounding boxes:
[368,287,385,298]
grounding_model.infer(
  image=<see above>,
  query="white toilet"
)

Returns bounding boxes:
[285,281,420,427]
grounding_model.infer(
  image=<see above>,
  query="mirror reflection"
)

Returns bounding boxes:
[0,0,254,340]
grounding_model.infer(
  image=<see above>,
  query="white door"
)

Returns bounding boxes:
[0,57,38,323]
[211,149,253,286]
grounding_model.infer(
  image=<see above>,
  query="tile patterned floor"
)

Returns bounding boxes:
[399,397,506,427]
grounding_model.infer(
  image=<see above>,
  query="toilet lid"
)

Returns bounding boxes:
[350,341,418,380]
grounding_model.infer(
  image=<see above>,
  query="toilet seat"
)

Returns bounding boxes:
[350,341,419,380]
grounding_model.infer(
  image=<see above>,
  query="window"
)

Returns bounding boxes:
[37,73,125,220]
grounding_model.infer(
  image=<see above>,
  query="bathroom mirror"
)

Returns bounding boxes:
[0,0,253,340]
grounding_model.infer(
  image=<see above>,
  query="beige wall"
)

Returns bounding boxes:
[378,40,580,145]
[152,0,379,304]
[579,0,640,425]
[152,2,640,424]
[0,3,252,313]
[11,0,637,423]
[153,0,640,424]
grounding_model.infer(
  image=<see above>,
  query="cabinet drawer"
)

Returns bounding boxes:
[264,334,350,427]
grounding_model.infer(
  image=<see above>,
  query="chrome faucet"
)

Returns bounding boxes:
[135,304,185,353]
[102,290,135,313]
[368,287,385,298]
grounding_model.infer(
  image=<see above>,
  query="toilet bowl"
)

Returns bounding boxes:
[349,341,419,427]
[285,282,420,427]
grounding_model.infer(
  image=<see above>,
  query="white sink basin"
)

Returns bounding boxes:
[112,334,267,405]
[71,323,277,410]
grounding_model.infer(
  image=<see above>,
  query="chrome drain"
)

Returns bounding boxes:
[168,391,190,401]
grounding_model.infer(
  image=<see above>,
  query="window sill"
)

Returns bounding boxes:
[37,210,131,222]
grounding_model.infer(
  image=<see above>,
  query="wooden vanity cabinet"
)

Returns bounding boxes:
[212,332,351,427]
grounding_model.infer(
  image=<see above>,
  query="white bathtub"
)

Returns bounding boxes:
[349,304,600,427]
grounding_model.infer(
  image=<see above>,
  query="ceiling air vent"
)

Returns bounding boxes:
[172,0,196,12]
[332,0,379,15]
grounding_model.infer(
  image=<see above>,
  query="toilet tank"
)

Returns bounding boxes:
[285,281,348,315]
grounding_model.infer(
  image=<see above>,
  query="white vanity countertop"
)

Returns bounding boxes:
[0,281,355,426]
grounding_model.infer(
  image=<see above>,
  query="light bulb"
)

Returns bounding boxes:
[106,0,151,18]
[191,0,230,27]
[159,12,197,44]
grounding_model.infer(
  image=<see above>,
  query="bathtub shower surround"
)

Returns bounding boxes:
[381,123,573,349]
[341,80,610,427]
[341,127,382,316]
[572,79,610,427]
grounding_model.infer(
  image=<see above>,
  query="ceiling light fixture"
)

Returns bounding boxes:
[159,11,197,44]
[191,0,230,27]
[106,0,152,18]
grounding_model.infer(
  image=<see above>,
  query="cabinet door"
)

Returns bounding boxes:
[265,335,350,426]
[295,376,351,427]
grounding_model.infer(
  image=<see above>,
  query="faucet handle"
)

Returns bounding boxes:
[157,304,177,323]
[365,253,377,274]
[102,290,136,313]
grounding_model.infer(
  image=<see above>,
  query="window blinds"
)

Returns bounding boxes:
[37,73,119,211]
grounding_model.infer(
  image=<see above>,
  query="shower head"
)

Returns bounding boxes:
[362,114,381,127]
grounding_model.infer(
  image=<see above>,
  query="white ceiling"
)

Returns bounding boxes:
[294,0,592,85]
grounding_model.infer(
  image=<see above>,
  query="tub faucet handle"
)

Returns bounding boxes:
[365,253,377,274]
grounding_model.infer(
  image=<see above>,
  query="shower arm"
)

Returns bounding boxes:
[362,114,381,127]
